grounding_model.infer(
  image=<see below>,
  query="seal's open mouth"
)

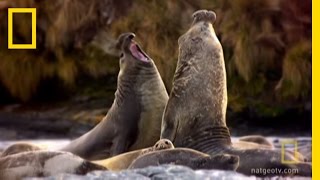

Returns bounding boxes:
[129,42,149,62]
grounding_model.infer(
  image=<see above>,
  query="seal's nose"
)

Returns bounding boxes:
[116,32,136,50]
[128,33,135,39]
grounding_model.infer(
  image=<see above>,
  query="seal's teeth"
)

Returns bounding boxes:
[192,10,216,24]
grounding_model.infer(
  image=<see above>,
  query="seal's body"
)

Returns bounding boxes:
[0,143,42,157]
[160,10,311,177]
[161,10,228,148]
[129,148,239,171]
[93,139,174,171]
[93,149,146,171]
[0,151,106,180]
[238,135,274,148]
[61,33,168,160]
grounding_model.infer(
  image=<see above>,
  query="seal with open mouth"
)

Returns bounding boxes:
[61,32,169,160]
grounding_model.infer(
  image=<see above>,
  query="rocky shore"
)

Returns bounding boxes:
[25,165,311,180]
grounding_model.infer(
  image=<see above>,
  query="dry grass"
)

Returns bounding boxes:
[0,0,123,101]
[276,41,311,99]
[0,0,312,110]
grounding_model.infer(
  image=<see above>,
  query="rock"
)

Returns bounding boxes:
[25,165,254,180]
[6,138,312,179]
[88,170,149,180]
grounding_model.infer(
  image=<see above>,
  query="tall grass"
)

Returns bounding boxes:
[0,0,311,112]
[0,0,121,101]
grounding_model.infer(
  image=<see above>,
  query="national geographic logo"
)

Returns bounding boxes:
[8,8,37,49]
[281,140,299,164]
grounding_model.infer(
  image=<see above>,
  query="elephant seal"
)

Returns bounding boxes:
[0,143,43,157]
[129,148,239,171]
[160,10,311,177]
[93,139,174,171]
[0,151,106,180]
[61,32,169,160]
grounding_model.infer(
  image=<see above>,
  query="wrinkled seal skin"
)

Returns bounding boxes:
[160,10,311,177]
[0,151,106,180]
[129,148,239,171]
[61,33,169,160]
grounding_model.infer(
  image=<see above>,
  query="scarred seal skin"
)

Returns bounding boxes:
[61,33,169,160]
[160,10,311,177]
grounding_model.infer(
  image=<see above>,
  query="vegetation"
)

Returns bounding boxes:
[0,0,311,118]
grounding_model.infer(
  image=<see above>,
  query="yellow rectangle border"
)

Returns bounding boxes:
[281,140,298,164]
[313,0,319,179]
[8,8,37,49]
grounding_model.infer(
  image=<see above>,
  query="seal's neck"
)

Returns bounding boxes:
[114,78,135,107]
[181,126,231,154]
[115,64,158,106]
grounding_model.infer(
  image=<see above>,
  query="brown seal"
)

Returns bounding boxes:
[160,10,311,177]
[129,148,239,171]
[233,135,274,150]
[0,143,42,157]
[61,33,169,160]
[93,139,174,171]
[238,135,274,148]
[0,150,106,180]
[93,149,146,171]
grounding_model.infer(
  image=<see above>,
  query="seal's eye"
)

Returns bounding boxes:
[120,53,124,58]
[165,141,169,145]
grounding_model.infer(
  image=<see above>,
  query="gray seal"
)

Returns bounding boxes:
[61,32,169,160]
[0,150,106,180]
[0,143,42,157]
[129,148,239,171]
[160,10,311,177]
